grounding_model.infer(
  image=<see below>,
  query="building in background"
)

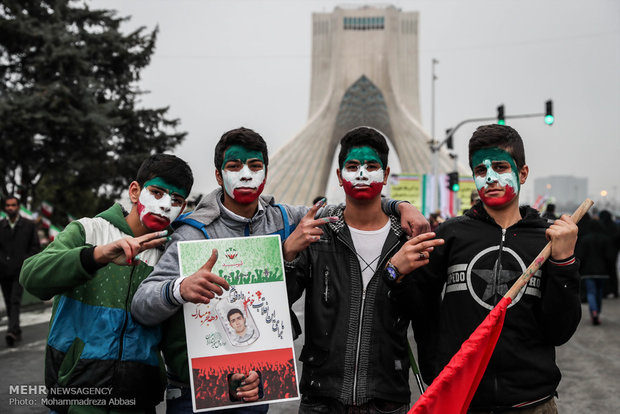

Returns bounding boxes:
[534,175,588,212]
[265,5,461,205]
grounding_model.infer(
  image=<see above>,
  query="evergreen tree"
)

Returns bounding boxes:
[0,0,186,223]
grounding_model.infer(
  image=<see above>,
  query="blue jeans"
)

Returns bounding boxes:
[166,386,268,414]
[585,278,604,314]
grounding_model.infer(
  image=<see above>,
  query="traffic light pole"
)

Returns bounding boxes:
[428,108,552,216]
[433,110,550,153]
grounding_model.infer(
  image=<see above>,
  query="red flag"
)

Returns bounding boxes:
[409,296,511,414]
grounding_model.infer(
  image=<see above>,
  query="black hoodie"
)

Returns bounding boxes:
[414,202,581,410]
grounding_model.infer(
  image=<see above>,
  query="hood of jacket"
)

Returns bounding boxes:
[96,203,133,235]
[464,201,547,229]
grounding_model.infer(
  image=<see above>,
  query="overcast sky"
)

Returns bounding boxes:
[91,0,620,208]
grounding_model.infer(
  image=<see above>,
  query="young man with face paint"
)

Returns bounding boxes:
[131,127,429,414]
[20,154,193,413]
[282,127,444,414]
[414,124,581,413]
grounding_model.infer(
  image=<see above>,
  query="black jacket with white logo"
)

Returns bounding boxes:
[415,202,581,410]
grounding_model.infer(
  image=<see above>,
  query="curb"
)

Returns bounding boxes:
[0,300,53,326]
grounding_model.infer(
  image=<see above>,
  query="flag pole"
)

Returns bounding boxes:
[504,198,593,300]
[407,341,426,395]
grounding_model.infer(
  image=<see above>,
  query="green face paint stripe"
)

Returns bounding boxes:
[143,177,188,198]
[343,146,383,168]
[471,148,518,174]
[222,145,264,169]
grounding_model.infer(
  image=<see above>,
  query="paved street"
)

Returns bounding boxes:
[1,297,619,413]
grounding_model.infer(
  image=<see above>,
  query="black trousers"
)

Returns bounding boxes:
[0,274,23,336]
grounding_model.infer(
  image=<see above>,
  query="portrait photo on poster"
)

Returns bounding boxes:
[216,300,260,347]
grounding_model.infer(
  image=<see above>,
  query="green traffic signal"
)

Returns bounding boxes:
[447,172,460,192]
[545,100,554,125]
[497,104,505,125]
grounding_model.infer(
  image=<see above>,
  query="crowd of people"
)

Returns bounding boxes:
[0,123,618,414]
[192,358,297,410]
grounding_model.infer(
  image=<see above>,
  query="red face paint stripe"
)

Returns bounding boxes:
[342,180,383,200]
[232,181,266,204]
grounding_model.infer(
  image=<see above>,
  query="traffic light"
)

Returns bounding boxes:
[447,171,460,192]
[544,100,554,125]
[497,105,505,125]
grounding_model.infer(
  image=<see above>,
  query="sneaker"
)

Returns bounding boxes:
[591,311,601,326]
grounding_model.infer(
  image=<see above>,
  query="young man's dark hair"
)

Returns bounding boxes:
[136,153,194,196]
[227,308,244,322]
[213,127,269,171]
[337,126,389,168]
[468,124,526,170]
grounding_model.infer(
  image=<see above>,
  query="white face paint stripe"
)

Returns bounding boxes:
[138,190,182,222]
[222,165,266,198]
[474,159,519,192]
[341,165,384,185]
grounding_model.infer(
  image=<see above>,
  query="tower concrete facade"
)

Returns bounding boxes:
[265,5,456,205]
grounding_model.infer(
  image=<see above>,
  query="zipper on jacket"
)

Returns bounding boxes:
[351,240,400,405]
[352,287,367,405]
[118,266,137,361]
[492,229,507,306]
[323,266,330,304]
[336,232,366,405]
[492,228,506,404]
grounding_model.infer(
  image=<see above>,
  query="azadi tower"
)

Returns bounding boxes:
[265,5,455,205]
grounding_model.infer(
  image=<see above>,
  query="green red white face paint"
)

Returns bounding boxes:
[137,178,186,231]
[341,146,385,200]
[221,145,266,204]
[471,147,520,207]
[222,166,266,204]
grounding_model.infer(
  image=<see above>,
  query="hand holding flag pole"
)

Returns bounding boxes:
[504,198,593,300]
[409,199,593,414]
